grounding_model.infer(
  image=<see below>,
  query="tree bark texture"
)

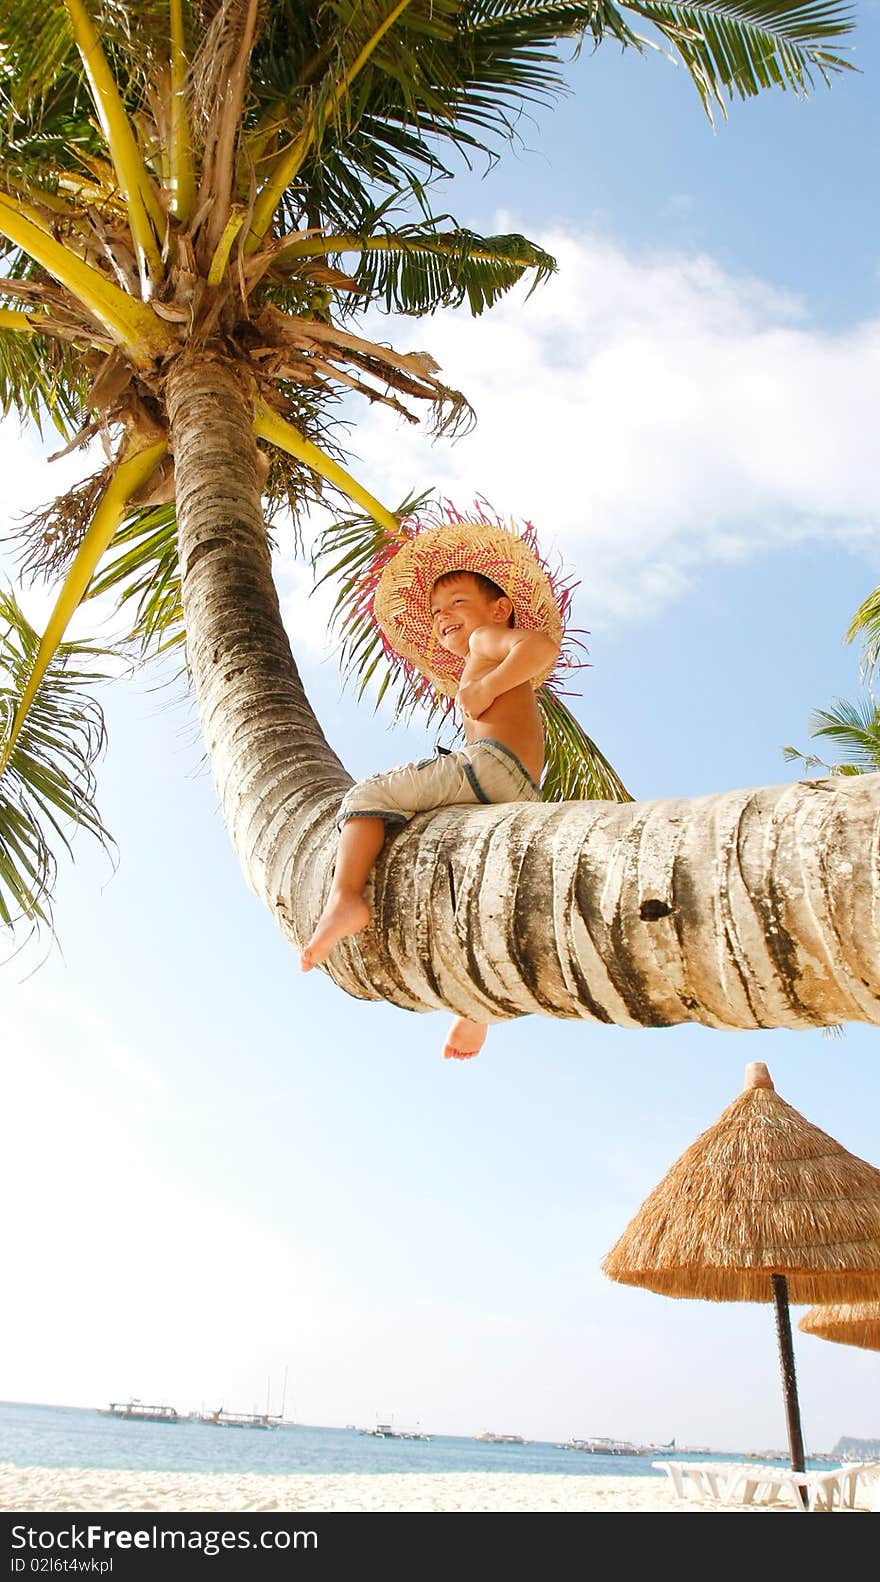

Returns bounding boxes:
[168,357,880,1034]
[167,354,350,929]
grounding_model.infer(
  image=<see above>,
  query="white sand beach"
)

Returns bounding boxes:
[0,1466,841,1513]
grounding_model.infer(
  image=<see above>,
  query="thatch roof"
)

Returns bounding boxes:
[602,1062,880,1304]
[798,1300,880,1351]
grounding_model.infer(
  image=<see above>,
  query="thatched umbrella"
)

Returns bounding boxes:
[798,1301,880,1352]
[602,1062,880,1478]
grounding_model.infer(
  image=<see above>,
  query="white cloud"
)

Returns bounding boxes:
[334,225,880,629]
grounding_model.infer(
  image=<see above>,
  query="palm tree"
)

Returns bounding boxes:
[1,0,871,1037]
[784,589,880,777]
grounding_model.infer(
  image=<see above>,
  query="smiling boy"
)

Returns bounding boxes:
[300,518,566,1060]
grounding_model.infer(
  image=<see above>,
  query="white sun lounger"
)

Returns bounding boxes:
[721,1463,811,1509]
[807,1461,880,1511]
[655,1457,880,1511]
[652,1461,729,1501]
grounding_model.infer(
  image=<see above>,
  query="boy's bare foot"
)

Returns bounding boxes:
[443,1016,488,1061]
[301,895,371,971]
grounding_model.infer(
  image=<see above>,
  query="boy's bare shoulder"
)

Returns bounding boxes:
[467,623,520,659]
[468,624,560,661]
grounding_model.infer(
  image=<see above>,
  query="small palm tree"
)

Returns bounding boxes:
[0,1,868,1039]
[785,589,880,777]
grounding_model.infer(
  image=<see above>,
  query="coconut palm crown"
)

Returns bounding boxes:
[0,1,858,998]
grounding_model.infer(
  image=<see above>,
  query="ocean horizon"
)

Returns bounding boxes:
[0,1400,826,1480]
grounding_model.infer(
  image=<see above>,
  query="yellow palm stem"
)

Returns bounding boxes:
[207,208,247,286]
[169,0,196,221]
[0,309,36,333]
[3,179,90,224]
[246,0,415,251]
[241,116,282,175]
[0,439,167,777]
[279,234,544,268]
[64,0,166,294]
[0,194,173,366]
[253,400,403,539]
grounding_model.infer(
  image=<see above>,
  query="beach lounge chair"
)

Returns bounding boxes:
[721,1463,811,1509]
[813,1460,880,1512]
[652,1461,728,1502]
[805,1462,866,1511]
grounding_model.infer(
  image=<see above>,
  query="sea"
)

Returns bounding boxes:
[0,1401,816,1481]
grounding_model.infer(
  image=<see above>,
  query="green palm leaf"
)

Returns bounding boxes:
[627,1,854,116]
[538,689,633,801]
[807,697,880,770]
[845,586,880,682]
[783,696,880,777]
[279,226,557,315]
[0,589,114,939]
[87,501,185,656]
[0,3,78,110]
[0,317,88,437]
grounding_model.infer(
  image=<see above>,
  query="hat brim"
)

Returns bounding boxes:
[373,520,564,696]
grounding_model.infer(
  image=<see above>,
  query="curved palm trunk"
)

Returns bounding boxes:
[167,356,350,944]
[168,358,880,1034]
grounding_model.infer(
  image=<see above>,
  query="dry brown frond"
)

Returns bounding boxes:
[191,0,265,261]
[87,350,137,416]
[0,276,117,352]
[190,0,265,131]
[82,210,140,295]
[10,467,112,583]
[253,307,474,436]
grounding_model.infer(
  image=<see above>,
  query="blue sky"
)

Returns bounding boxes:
[2,10,880,1455]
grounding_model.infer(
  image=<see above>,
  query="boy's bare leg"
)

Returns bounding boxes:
[443,1017,488,1061]
[301,816,387,971]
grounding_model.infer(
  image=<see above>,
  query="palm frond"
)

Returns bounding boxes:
[86,501,185,657]
[11,466,111,583]
[313,489,436,709]
[277,225,557,316]
[538,690,633,801]
[783,694,880,777]
[252,2,631,239]
[623,1,854,118]
[0,588,114,941]
[0,0,181,123]
[0,4,78,112]
[806,696,880,771]
[845,586,880,683]
[0,437,166,772]
[0,318,88,437]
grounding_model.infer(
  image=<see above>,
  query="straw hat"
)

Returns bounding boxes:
[602,1062,880,1304]
[798,1300,880,1351]
[371,504,576,697]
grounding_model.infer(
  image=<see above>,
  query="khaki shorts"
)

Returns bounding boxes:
[337,739,542,829]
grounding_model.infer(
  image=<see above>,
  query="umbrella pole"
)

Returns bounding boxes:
[771,1274,808,1504]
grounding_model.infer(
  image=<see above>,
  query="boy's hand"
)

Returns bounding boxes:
[457,676,496,720]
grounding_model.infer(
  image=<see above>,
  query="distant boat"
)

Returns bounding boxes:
[358,1421,432,1440]
[477,1431,526,1444]
[559,1436,649,1456]
[100,1400,180,1424]
[197,1365,290,1431]
[198,1408,279,1430]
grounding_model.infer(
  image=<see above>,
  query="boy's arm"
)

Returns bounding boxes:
[457,626,559,718]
